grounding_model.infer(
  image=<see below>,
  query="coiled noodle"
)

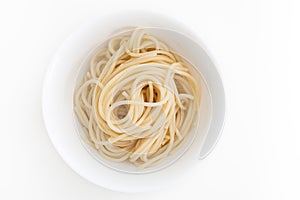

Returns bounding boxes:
[74,29,200,168]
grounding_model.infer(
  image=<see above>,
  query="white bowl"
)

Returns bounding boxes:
[42,11,225,192]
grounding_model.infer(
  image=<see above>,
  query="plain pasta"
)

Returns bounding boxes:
[74,28,201,168]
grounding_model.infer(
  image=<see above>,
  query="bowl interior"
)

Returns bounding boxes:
[72,27,213,174]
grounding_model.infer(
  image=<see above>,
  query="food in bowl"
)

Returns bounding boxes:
[74,28,201,168]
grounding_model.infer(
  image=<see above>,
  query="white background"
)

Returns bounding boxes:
[1,0,299,199]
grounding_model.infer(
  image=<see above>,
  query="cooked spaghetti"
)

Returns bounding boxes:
[74,28,201,168]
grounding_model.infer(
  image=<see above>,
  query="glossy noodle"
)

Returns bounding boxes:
[74,28,201,168]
